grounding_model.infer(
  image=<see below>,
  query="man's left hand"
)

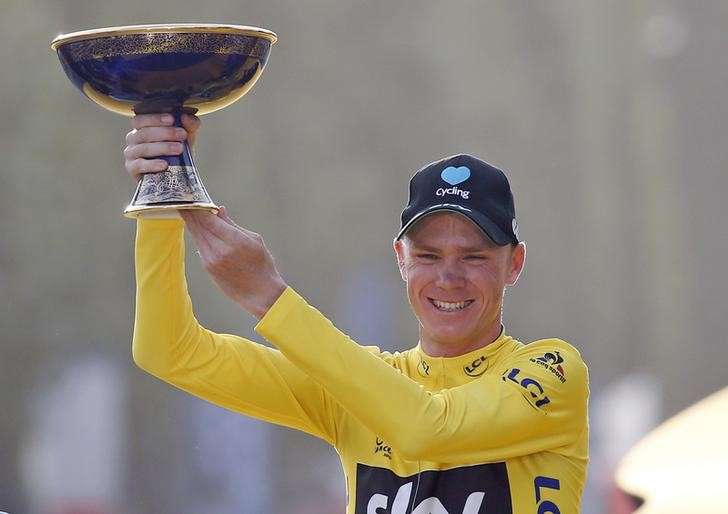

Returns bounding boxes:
[179,207,288,319]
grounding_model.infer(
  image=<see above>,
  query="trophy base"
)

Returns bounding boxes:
[123,202,219,219]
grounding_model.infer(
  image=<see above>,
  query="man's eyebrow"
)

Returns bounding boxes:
[408,243,440,252]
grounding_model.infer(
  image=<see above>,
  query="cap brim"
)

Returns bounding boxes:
[395,204,512,245]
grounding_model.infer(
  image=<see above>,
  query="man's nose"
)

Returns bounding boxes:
[435,259,466,289]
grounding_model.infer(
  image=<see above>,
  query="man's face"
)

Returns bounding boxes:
[394,212,525,352]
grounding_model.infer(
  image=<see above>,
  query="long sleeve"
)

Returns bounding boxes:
[132,219,340,444]
[256,288,589,462]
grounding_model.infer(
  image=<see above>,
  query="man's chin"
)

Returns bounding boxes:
[422,325,475,346]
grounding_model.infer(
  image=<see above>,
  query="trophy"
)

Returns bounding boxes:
[50,24,277,218]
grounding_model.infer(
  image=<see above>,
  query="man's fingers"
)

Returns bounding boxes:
[217,206,237,227]
[217,206,255,234]
[123,114,197,183]
[181,113,201,132]
[131,113,175,130]
[200,207,258,242]
[181,114,200,147]
[181,210,259,262]
[126,126,187,145]
[193,210,245,242]
[124,142,184,160]
[184,210,255,255]
[127,158,168,179]
[180,210,210,236]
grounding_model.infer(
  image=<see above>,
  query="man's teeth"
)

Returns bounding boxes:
[432,299,473,312]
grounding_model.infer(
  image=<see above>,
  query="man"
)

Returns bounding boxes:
[124,113,589,514]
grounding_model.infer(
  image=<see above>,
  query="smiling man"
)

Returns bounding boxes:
[126,114,589,514]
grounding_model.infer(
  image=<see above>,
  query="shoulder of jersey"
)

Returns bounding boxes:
[526,338,584,359]
[508,337,589,385]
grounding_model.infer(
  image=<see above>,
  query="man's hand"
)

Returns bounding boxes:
[123,113,200,182]
[179,207,288,319]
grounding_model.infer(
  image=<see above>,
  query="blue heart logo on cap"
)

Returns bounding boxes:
[441,166,471,186]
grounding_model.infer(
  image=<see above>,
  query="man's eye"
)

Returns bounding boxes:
[465,255,487,261]
[418,253,438,260]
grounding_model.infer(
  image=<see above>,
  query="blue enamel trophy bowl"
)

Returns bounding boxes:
[51,24,277,218]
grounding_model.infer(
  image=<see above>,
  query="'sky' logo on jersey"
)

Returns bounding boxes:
[355,463,512,513]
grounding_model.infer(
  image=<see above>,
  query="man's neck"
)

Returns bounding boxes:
[418,320,504,358]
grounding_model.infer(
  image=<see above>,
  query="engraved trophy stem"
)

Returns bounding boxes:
[124,111,217,218]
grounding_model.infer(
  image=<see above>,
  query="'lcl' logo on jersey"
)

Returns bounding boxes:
[418,358,431,377]
[463,356,487,377]
[502,368,551,409]
[355,463,512,514]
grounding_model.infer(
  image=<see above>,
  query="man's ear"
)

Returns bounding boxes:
[506,242,526,286]
[393,239,408,282]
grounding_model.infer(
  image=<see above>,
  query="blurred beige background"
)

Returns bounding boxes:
[1,1,726,513]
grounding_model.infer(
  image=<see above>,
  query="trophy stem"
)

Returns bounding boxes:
[123,111,218,219]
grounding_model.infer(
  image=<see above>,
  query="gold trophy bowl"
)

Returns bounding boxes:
[50,24,277,218]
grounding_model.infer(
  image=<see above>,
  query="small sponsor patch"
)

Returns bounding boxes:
[529,351,566,383]
[374,437,392,459]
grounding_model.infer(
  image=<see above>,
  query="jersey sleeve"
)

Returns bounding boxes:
[256,288,589,462]
[131,219,341,445]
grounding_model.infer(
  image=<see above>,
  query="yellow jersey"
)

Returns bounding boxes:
[132,219,589,514]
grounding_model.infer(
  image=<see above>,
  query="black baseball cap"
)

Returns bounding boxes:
[396,154,520,245]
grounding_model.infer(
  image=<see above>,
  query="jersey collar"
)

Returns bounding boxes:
[411,327,515,380]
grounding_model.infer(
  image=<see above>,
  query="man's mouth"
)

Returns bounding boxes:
[429,298,474,312]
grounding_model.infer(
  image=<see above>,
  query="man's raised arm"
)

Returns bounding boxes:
[126,114,341,444]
